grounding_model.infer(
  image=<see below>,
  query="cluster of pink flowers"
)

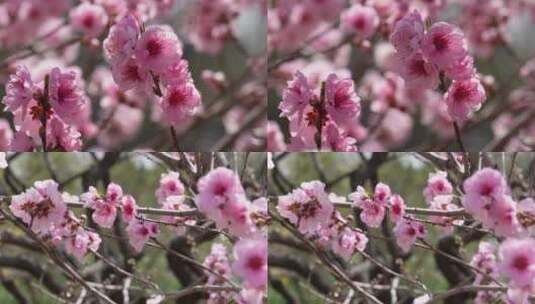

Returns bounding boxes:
[196,167,267,303]
[2,65,90,151]
[423,170,453,203]
[498,238,535,304]
[276,179,430,255]
[103,13,201,127]
[393,216,426,253]
[195,167,260,237]
[278,181,368,260]
[202,238,267,304]
[472,237,535,304]
[10,179,67,234]
[153,171,197,235]
[469,242,501,303]
[390,10,486,122]
[81,182,160,252]
[203,243,233,303]
[422,170,462,235]
[9,180,102,260]
[349,182,425,252]
[278,71,361,151]
[462,168,524,237]
[81,183,124,228]
[349,183,392,228]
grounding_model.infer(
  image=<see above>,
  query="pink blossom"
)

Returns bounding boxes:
[155,171,185,204]
[394,216,426,253]
[48,67,87,122]
[69,3,108,38]
[374,183,391,205]
[103,14,140,65]
[89,199,117,228]
[106,183,123,205]
[445,54,475,81]
[203,243,231,285]
[340,4,379,39]
[349,186,385,228]
[160,195,197,235]
[279,71,312,119]
[277,181,334,234]
[81,185,121,229]
[121,195,137,223]
[2,65,33,115]
[111,56,151,93]
[445,77,486,122]
[196,167,246,218]
[232,237,267,289]
[9,179,67,234]
[499,238,535,288]
[389,194,406,223]
[160,59,192,87]
[429,195,462,236]
[331,227,368,260]
[196,167,255,236]
[463,168,508,219]
[126,218,160,252]
[470,241,497,284]
[390,10,425,58]
[399,51,439,90]
[135,25,182,73]
[421,22,468,69]
[488,195,522,237]
[158,81,201,126]
[324,73,361,124]
[423,171,453,204]
[322,123,358,152]
[65,228,102,261]
[46,116,82,151]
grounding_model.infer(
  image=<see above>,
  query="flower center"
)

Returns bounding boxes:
[82,15,95,29]
[353,17,365,30]
[168,89,186,106]
[146,39,162,57]
[433,34,449,52]
[57,84,74,104]
[247,255,264,271]
[300,199,321,218]
[214,183,228,196]
[125,64,142,81]
[479,183,494,196]
[512,255,530,271]
[453,84,471,101]
[32,198,55,218]
[410,58,428,76]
